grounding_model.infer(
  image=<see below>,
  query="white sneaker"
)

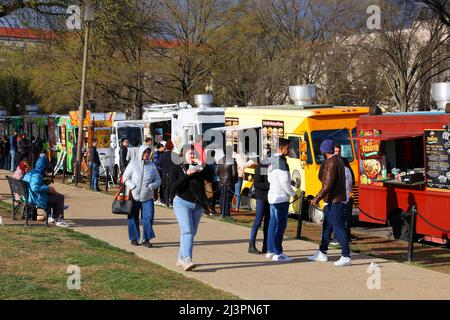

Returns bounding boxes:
[307,250,328,262]
[176,259,184,267]
[265,252,274,258]
[330,241,340,246]
[334,256,352,267]
[55,219,70,228]
[272,253,293,262]
[182,257,197,271]
[48,217,55,224]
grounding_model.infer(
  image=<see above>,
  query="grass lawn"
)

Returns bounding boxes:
[0,216,237,300]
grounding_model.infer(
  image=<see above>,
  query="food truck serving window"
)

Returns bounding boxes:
[118,127,143,145]
[311,129,353,164]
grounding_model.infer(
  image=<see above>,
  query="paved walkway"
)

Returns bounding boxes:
[1,171,450,299]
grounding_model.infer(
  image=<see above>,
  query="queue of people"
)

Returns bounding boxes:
[2,131,356,270]
[0,131,46,172]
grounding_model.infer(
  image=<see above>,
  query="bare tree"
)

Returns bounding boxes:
[153,0,234,101]
[359,3,450,112]
[419,0,450,27]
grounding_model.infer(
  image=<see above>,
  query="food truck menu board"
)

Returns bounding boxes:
[262,120,284,156]
[225,117,239,146]
[359,129,385,186]
[425,129,450,191]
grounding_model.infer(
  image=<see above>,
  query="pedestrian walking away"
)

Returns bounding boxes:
[89,139,101,192]
[160,140,176,206]
[170,144,213,271]
[308,139,352,267]
[267,138,299,262]
[248,159,271,254]
[217,145,238,219]
[123,145,161,247]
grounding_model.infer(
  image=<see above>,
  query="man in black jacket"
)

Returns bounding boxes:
[89,139,101,191]
[217,145,238,219]
[160,140,176,206]
[248,160,271,254]
[119,138,129,174]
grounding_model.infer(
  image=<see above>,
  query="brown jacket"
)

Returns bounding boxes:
[314,155,347,204]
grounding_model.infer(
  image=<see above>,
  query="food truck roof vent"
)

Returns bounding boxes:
[431,82,450,112]
[289,85,317,106]
[25,104,40,115]
[194,94,214,108]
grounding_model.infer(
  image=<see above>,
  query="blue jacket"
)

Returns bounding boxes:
[23,156,49,209]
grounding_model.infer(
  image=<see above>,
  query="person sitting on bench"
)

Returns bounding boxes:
[23,154,69,228]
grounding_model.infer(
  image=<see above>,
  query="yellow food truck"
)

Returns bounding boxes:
[224,85,369,224]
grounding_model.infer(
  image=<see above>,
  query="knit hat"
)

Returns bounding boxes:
[320,139,335,155]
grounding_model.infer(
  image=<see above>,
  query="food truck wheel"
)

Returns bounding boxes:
[308,205,324,225]
[249,197,257,212]
[391,210,419,242]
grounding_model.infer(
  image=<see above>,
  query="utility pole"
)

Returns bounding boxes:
[75,4,94,186]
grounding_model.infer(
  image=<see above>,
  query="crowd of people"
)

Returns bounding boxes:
[114,135,355,271]
[2,131,356,270]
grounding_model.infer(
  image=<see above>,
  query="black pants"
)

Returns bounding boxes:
[47,192,65,220]
[219,185,234,218]
[160,172,172,205]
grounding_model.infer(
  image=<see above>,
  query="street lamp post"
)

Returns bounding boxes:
[75,4,94,186]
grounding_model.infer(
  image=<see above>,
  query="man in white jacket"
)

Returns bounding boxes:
[266,138,299,262]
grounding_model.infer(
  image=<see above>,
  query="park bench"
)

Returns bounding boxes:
[5,176,49,227]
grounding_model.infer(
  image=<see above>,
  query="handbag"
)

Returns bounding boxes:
[112,183,133,215]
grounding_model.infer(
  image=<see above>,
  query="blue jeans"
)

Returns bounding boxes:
[173,196,203,259]
[267,202,290,255]
[250,199,270,252]
[219,185,234,218]
[127,199,155,242]
[9,150,16,172]
[234,178,243,210]
[319,203,350,257]
[91,163,100,190]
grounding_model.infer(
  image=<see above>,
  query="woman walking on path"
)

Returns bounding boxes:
[123,145,161,247]
[248,160,271,254]
[170,145,213,271]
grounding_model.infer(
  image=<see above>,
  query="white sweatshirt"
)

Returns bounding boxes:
[267,154,297,204]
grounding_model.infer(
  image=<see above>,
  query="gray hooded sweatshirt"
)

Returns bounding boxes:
[123,144,161,202]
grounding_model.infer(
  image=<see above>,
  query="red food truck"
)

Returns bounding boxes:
[356,111,450,245]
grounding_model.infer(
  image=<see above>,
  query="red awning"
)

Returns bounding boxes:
[352,132,422,141]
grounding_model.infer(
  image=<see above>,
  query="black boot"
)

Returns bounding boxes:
[248,243,261,254]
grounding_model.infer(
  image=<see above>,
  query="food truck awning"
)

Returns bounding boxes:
[352,132,422,141]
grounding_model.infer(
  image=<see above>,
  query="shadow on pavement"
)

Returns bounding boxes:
[70,218,178,227]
